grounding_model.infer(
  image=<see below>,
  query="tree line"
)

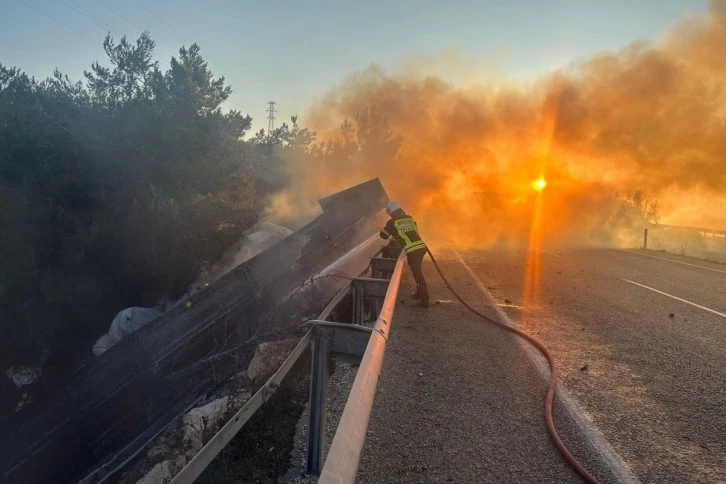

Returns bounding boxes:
[0,32,283,386]
[0,32,403,405]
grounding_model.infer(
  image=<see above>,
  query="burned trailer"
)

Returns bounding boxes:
[0,179,389,484]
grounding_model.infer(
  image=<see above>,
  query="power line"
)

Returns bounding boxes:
[103,4,250,120]
[65,0,114,30]
[56,0,111,33]
[132,1,259,100]
[98,0,253,113]
[99,0,145,35]
[23,0,264,117]
[98,0,178,58]
[18,0,100,46]
[133,0,269,108]
[135,0,188,44]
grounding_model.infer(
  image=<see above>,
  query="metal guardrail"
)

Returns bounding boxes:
[1,183,392,484]
[656,223,726,236]
[170,330,313,484]
[319,254,404,483]
[169,250,404,483]
[644,224,726,249]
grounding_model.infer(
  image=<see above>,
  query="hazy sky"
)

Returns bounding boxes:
[1,0,708,133]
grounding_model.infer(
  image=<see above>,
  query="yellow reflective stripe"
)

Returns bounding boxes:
[399,232,413,247]
[392,217,424,251]
[393,218,416,231]
[381,228,391,236]
[405,241,427,253]
[389,216,426,252]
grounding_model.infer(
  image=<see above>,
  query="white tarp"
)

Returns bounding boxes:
[93,307,161,356]
[94,222,293,356]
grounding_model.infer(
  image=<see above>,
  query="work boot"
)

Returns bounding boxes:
[411,289,422,300]
[414,287,429,308]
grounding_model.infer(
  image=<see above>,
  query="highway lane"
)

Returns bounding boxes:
[453,247,726,483]
[358,256,625,484]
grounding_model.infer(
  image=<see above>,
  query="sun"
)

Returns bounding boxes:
[532,177,547,192]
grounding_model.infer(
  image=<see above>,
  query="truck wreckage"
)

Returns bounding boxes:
[0,179,395,484]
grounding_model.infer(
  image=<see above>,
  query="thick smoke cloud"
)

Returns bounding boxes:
[284,1,726,246]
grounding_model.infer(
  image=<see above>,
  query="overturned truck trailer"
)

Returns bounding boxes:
[0,179,390,484]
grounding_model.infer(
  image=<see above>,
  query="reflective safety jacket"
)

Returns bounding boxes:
[380,212,427,254]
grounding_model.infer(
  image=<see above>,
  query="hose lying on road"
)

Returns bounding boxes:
[426,248,599,484]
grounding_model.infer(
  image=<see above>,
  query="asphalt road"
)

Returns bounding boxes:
[358,251,633,484]
[357,247,725,483]
[451,247,726,483]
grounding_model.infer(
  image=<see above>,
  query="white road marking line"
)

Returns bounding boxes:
[618,249,726,274]
[623,279,726,318]
[451,249,642,483]
[539,249,562,258]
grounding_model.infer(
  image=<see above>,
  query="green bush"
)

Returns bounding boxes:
[0,33,286,384]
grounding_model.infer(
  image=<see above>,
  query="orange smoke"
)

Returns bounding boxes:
[276,1,726,247]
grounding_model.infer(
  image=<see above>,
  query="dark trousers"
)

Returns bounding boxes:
[407,248,429,301]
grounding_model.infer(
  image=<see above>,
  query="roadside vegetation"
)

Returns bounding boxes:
[0,32,401,408]
[0,32,301,395]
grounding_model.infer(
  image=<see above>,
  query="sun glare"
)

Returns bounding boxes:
[532,177,547,191]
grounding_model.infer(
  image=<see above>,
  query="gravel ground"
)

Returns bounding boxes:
[356,255,623,484]
[281,362,358,483]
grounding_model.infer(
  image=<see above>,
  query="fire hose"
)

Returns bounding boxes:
[425,248,599,484]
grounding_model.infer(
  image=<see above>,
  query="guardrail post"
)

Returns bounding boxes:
[371,257,396,279]
[307,327,331,474]
[643,228,648,250]
[351,277,389,326]
[318,254,405,483]
[352,282,364,325]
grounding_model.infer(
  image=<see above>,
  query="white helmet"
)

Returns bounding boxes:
[386,201,401,215]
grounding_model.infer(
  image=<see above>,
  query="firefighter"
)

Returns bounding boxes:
[379,201,430,308]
